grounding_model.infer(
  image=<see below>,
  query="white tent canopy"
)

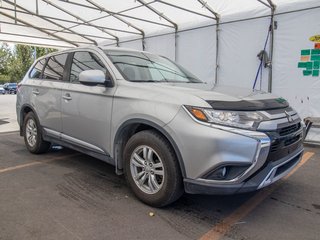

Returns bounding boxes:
[0,0,318,48]
[1,0,320,141]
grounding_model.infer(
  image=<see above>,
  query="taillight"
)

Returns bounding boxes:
[17,82,22,92]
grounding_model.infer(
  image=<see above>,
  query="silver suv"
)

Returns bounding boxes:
[17,46,304,207]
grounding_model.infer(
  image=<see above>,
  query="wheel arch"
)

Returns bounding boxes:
[113,119,186,178]
[19,104,39,136]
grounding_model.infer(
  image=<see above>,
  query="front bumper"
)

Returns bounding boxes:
[166,106,304,195]
[184,146,304,195]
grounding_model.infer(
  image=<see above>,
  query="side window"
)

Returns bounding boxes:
[43,53,68,81]
[29,58,46,79]
[70,51,109,83]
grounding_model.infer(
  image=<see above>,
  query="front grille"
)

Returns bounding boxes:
[263,121,303,162]
[278,123,301,136]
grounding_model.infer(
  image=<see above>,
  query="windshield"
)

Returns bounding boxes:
[105,50,202,83]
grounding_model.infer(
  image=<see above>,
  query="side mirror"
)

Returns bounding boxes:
[79,69,111,86]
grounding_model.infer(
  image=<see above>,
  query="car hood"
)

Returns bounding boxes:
[148,83,289,110]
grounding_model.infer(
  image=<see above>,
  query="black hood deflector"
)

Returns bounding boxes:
[206,98,289,111]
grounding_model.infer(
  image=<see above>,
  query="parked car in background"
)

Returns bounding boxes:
[4,83,17,94]
[16,46,305,207]
[0,85,5,94]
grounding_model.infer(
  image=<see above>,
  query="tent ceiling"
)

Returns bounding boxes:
[0,0,317,49]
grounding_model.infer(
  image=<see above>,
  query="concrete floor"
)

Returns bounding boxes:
[0,95,319,240]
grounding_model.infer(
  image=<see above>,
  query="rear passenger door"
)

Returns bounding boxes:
[30,53,68,137]
[61,50,116,156]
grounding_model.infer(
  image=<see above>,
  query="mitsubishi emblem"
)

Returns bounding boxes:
[284,111,293,123]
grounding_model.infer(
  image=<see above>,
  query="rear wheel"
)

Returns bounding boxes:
[23,112,50,154]
[124,130,183,207]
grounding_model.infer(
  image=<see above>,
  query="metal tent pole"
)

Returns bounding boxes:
[257,0,276,93]
[197,0,220,85]
[267,0,276,93]
[136,0,178,60]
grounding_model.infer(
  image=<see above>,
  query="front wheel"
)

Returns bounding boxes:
[124,130,183,207]
[23,112,51,154]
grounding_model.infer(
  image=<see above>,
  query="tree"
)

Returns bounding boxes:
[34,46,57,60]
[3,44,57,82]
[7,45,33,82]
[0,43,12,75]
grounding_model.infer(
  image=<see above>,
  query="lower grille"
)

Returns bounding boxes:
[267,137,302,162]
[275,153,301,176]
[284,135,300,146]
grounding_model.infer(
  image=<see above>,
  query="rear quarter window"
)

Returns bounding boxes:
[29,58,47,79]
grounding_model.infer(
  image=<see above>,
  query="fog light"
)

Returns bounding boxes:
[208,167,227,180]
[204,165,250,181]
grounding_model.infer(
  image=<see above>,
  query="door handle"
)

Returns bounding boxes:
[32,89,40,95]
[63,93,72,101]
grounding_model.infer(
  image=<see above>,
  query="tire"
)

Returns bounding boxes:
[124,130,183,207]
[23,112,51,154]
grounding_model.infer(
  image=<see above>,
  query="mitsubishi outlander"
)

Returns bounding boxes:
[16,46,305,207]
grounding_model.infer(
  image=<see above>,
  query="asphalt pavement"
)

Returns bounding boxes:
[0,94,19,133]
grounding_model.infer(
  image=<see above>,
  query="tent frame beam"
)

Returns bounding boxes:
[41,0,119,46]
[0,31,90,45]
[0,38,73,49]
[2,0,98,45]
[0,20,116,41]
[84,0,146,50]
[136,0,177,30]
[85,0,144,36]
[155,0,216,20]
[55,0,174,29]
[0,10,78,47]
[0,6,140,36]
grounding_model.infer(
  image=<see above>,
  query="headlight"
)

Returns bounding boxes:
[184,105,266,130]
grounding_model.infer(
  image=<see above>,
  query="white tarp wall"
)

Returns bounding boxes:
[218,17,270,91]
[272,7,320,141]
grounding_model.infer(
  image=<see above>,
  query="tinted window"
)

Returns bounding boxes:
[43,54,68,81]
[29,58,46,78]
[70,51,108,83]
